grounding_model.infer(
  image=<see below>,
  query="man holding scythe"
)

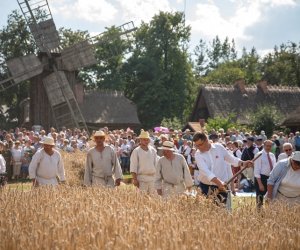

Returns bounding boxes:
[193,132,253,204]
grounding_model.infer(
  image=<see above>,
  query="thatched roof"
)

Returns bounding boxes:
[183,122,203,132]
[282,107,300,127]
[80,90,140,128]
[190,80,300,126]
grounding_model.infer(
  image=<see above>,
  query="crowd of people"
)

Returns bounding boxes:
[0,126,300,205]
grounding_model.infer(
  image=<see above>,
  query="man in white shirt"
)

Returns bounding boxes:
[84,130,122,187]
[193,132,252,204]
[277,143,293,162]
[130,130,159,194]
[254,140,276,208]
[155,141,193,197]
[11,140,22,179]
[29,137,65,186]
[0,152,6,174]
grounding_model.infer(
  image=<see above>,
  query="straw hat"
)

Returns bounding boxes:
[42,137,55,146]
[158,141,175,151]
[93,130,106,139]
[138,130,150,139]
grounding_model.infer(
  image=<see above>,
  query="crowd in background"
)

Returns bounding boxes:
[0,126,300,191]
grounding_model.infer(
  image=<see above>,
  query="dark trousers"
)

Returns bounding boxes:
[255,174,269,207]
[199,182,228,204]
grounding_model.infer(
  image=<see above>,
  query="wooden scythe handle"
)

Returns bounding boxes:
[225,152,263,186]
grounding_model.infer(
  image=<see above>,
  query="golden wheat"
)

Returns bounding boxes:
[0,151,299,250]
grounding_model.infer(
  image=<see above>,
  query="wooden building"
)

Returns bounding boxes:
[189,80,300,130]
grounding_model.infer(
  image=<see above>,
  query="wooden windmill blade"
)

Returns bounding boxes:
[17,0,60,53]
[0,55,43,92]
[16,0,89,133]
[59,21,137,71]
[6,54,43,83]
[42,71,86,130]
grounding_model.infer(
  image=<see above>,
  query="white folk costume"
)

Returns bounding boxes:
[29,148,65,186]
[155,153,193,197]
[84,146,123,187]
[130,146,159,194]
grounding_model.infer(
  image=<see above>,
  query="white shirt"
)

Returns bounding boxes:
[234,149,242,159]
[278,167,300,198]
[254,150,276,178]
[277,152,289,162]
[11,147,22,162]
[130,146,159,182]
[84,146,123,186]
[155,153,193,189]
[0,154,6,173]
[29,149,65,185]
[195,143,240,185]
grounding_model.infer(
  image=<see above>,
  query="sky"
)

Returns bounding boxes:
[0,0,300,57]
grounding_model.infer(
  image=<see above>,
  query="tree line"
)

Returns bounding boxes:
[0,10,300,129]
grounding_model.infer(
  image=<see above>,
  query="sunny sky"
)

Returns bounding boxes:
[1,0,300,57]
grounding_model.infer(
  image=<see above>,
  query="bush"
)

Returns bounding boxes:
[204,113,242,133]
[249,105,282,138]
[160,117,184,131]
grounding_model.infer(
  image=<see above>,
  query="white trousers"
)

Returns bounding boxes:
[92,176,115,187]
[13,162,22,176]
[138,181,156,194]
[162,182,185,197]
[243,168,254,182]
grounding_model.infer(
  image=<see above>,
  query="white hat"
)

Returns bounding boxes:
[261,130,265,135]
[291,151,300,162]
[256,135,263,140]
[158,141,175,151]
[42,137,55,146]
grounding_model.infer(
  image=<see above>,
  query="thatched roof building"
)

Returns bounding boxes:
[189,80,300,130]
[79,90,141,131]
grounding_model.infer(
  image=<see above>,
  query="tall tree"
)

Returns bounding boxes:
[80,26,133,90]
[0,10,35,126]
[261,42,300,86]
[124,11,195,128]
[239,47,262,84]
[194,39,207,77]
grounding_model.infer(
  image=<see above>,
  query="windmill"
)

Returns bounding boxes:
[0,0,136,132]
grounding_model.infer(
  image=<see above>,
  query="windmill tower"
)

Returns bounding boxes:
[0,0,136,132]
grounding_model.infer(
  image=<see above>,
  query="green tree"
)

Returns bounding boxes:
[58,27,90,49]
[261,42,300,86]
[202,61,245,85]
[249,105,282,138]
[204,113,238,133]
[80,26,133,90]
[194,39,207,77]
[124,11,196,128]
[239,47,262,84]
[0,10,35,126]
[160,117,184,130]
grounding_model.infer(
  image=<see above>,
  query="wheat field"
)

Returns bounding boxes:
[0,151,299,250]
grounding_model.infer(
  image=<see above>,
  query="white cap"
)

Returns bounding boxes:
[291,151,300,162]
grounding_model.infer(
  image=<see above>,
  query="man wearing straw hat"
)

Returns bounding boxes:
[130,130,159,194]
[29,137,65,186]
[155,141,193,197]
[84,130,122,187]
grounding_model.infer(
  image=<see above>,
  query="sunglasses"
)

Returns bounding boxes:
[285,149,292,152]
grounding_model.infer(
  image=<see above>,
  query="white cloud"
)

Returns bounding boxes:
[260,0,297,7]
[116,0,173,24]
[51,0,118,23]
[188,2,263,43]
